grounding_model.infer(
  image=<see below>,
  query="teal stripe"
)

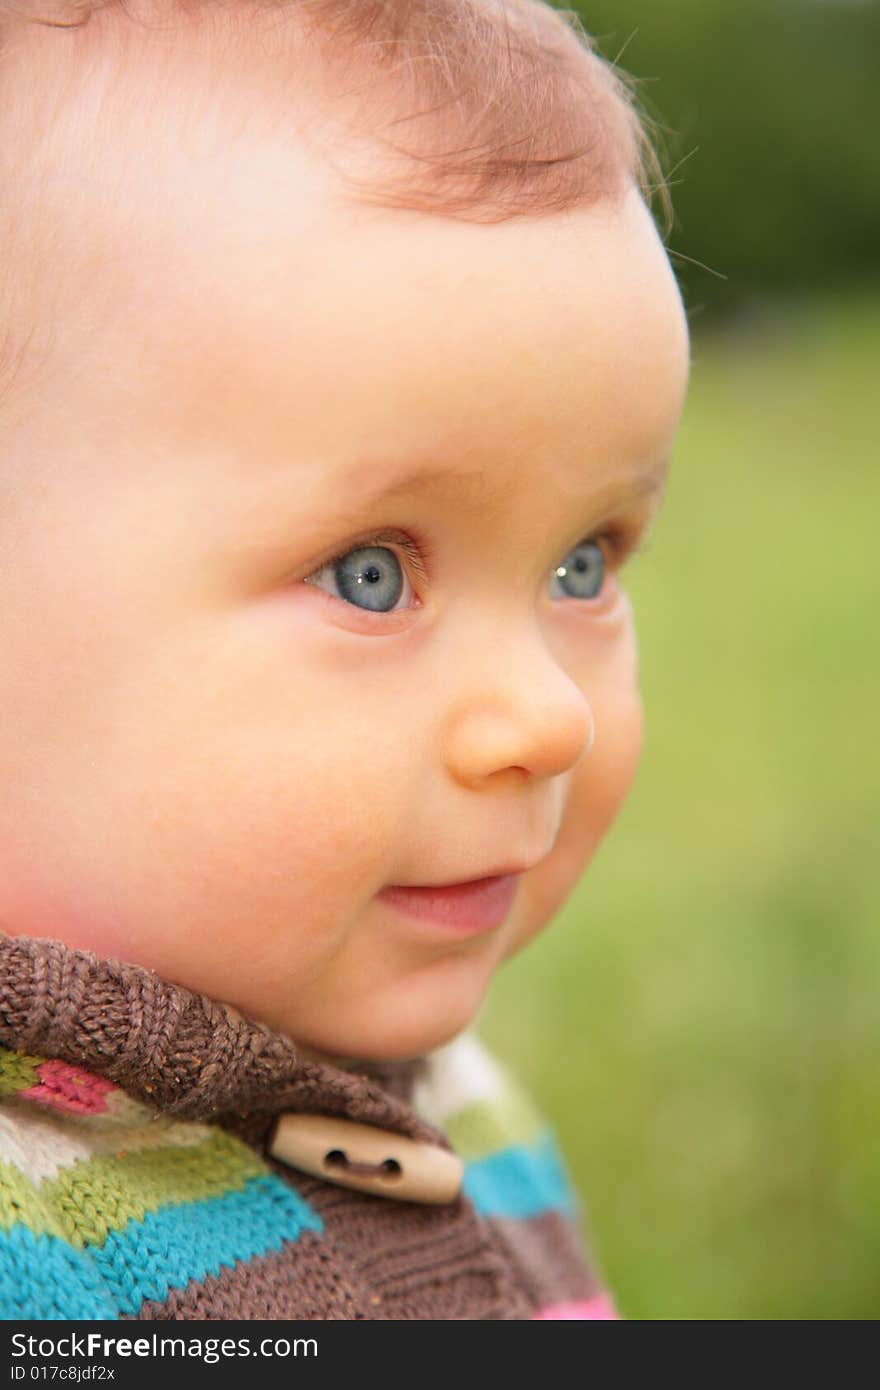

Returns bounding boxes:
[463,1130,579,1221]
[0,1226,118,1319]
[0,1173,322,1319]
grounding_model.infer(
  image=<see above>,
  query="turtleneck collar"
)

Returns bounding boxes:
[0,932,442,1146]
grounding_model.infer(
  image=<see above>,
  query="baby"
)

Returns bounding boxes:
[0,0,689,1320]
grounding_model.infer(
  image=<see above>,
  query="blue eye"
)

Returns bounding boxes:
[550,539,605,601]
[307,544,407,613]
[305,531,616,617]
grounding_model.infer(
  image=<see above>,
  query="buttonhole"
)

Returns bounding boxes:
[321,1150,404,1182]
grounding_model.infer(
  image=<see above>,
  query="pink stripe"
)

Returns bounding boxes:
[533,1293,619,1320]
[20,1059,115,1115]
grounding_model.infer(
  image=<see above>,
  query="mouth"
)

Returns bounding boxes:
[376,874,520,935]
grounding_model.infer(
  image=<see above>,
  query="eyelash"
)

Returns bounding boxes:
[306,522,649,608]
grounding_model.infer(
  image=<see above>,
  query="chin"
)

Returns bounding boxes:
[297,982,491,1063]
[266,944,504,1063]
[302,1013,473,1064]
[365,1017,473,1063]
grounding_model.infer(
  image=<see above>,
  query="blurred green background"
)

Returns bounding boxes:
[481,1,879,1319]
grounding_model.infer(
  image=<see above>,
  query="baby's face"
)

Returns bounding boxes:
[0,92,689,1059]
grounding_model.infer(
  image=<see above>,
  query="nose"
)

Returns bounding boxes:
[441,627,595,787]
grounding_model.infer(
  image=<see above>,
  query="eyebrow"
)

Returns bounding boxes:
[333,452,671,516]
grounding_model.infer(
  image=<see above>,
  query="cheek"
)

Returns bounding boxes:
[55,638,417,987]
[573,600,645,840]
[547,689,643,905]
[570,679,645,849]
[512,622,645,950]
[126,720,398,915]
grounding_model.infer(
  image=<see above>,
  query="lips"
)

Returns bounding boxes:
[376,874,519,934]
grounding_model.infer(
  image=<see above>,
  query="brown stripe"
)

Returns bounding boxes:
[263,1163,533,1319]
[126,1230,360,1320]
[484,1209,603,1310]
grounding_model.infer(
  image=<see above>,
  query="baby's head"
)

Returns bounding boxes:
[0,0,689,1060]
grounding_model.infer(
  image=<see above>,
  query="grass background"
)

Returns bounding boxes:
[479,290,880,1319]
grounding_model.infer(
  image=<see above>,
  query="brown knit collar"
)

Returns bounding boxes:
[0,933,441,1144]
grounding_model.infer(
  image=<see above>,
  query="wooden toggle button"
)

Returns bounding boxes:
[268,1113,463,1205]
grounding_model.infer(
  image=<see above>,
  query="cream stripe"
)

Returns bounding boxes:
[413,1032,507,1127]
[0,1098,214,1186]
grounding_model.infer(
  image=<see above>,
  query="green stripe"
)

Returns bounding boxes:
[0,1159,69,1241]
[443,1085,544,1161]
[0,1048,43,1096]
[0,1128,269,1249]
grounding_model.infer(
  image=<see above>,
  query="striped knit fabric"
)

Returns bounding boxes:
[0,935,617,1321]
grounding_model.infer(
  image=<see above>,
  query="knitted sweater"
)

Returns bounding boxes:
[0,934,616,1320]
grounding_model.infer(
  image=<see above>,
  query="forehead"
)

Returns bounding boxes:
[23,47,689,518]
[118,175,689,505]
